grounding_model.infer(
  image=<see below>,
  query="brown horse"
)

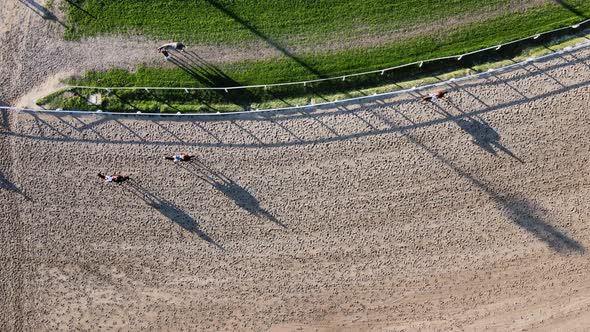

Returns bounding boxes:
[422,90,447,102]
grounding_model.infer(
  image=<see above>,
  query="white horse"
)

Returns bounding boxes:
[157,42,186,51]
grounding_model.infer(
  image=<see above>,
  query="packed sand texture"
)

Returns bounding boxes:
[1,42,590,330]
[2,0,590,330]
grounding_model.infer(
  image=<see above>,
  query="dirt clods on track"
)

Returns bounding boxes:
[1,45,590,330]
[1,0,590,330]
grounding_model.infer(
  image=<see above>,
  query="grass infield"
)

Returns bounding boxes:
[44,0,590,112]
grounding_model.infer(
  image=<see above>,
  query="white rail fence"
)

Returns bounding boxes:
[68,18,590,92]
[1,18,589,116]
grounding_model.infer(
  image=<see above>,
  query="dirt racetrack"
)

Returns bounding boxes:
[1,42,589,330]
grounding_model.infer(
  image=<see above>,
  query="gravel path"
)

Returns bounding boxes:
[0,43,589,330]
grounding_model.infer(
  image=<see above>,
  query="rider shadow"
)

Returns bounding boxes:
[454,118,523,163]
[175,51,239,87]
[180,160,285,228]
[122,179,224,250]
[429,101,524,163]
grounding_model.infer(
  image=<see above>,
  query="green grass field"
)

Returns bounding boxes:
[44,0,590,112]
[65,0,537,45]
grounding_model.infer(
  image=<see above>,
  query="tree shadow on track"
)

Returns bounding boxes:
[121,179,224,250]
[0,171,32,201]
[373,109,585,254]
[18,0,69,28]
[178,158,285,228]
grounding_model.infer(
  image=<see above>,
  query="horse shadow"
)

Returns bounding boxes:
[122,179,224,250]
[179,159,285,228]
[429,100,524,163]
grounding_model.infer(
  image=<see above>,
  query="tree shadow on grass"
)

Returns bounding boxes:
[63,0,97,19]
[204,0,325,79]
[122,179,224,250]
[553,0,588,18]
[178,159,285,228]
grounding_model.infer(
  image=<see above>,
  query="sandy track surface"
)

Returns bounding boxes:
[1,44,589,330]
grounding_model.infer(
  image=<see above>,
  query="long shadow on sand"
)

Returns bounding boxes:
[426,98,524,163]
[122,179,224,250]
[0,171,31,201]
[373,109,584,254]
[9,50,590,150]
[178,159,285,228]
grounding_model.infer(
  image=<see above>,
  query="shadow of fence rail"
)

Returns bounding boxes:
[34,18,590,113]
